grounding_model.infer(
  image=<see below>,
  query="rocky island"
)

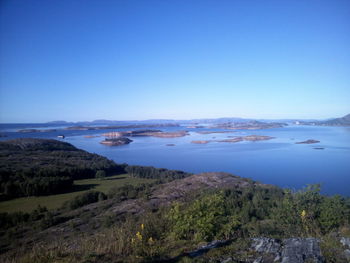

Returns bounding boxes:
[65,123,180,131]
[18,128,57,133]
[103,130,189,138]
[100,137,132,146]
[191,135,275,144]
[214,120,286,130]
[219,135,275,143]
[84,135,100,138]
[296,139,320,144]
[196,130,236,134]
[191,140,210,144]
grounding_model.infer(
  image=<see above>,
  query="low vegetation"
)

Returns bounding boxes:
[1,180,349,262]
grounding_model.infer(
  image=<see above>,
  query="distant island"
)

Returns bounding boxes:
[191,135,275,144]
[18,128,57,133]
[295,139,320,144]
[65,123,180,131]
[103,130,189,138]
[100,137,133,146]
[213,120,286,130]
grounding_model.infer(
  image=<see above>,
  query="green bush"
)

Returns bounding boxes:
[64,191,106,210]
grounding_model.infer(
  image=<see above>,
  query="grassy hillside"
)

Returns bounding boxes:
[1,173,349,262]
[0,174,154,213]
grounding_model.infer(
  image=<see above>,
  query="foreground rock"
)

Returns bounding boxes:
[251,237,325,263]
[296,139,320,144]
[100,137,132,146]
[340,237,350,259]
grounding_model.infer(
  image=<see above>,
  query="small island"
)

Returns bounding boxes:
[65,123,180,131]
[191,135,275,144]
[219,135,275,143]
[186,125,205,129]
[18,128,57,133]
[84,135,100,138]
[103,130,189,138]
[100,137,132,146]
[196,131,236,134]
[296,139,320,144]
[213,121,286,130]
[191,140,210,144]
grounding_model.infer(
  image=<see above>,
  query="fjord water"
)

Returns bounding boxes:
[1,125,350,196]
[66,125,350,196]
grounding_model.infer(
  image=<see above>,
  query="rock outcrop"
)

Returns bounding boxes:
[340,237,350,259]
[251,237,324,263]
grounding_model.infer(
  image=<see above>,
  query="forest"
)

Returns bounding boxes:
[0,138,125,199]
[0,139,191,200]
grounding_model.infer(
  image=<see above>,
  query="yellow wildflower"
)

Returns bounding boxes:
[131,237,135,244]
[136,231,142,241]
[141,223,144,230]
[301,210,306,218]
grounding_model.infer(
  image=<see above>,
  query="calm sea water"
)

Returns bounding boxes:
[1,124,350,196]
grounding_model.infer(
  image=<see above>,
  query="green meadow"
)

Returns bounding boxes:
[0,174,153,213]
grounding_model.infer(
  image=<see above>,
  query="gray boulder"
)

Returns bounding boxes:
[281,238,324,263]
[251,237,324,263]
[340,237,350,259]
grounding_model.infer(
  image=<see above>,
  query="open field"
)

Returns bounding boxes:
[0,174,154,213]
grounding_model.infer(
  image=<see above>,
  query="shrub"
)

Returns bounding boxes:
[64,191,106,210]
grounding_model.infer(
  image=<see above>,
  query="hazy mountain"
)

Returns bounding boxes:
[319,113,350,126]
[299,113,350,126]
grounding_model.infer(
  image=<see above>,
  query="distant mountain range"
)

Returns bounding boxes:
[316,113,350,126]
[299,113,350,126]
[40,113,349,127]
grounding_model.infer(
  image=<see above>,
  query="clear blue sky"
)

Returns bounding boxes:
[1,0,349,122]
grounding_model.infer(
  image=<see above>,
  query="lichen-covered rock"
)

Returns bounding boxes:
[340,237,350,259]
[251,237,281,254]
[281,238,324,263]
[251,237,324,263]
